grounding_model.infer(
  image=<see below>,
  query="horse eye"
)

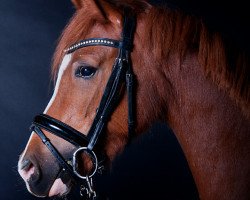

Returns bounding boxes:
[76,66,97,79]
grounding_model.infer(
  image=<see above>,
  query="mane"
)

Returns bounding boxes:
[52,0,250,118]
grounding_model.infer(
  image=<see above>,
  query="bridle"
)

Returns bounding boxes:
[30,10,136,200]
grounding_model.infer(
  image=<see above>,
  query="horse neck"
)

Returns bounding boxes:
[163,52,250,199]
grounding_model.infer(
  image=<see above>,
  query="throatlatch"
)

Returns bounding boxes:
[31,10,136,200]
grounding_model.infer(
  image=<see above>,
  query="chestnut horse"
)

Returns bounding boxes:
[18,0,250,199]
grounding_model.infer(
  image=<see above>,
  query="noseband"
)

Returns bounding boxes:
[30,11,136,199]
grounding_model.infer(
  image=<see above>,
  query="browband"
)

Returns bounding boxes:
[65,37,133,54]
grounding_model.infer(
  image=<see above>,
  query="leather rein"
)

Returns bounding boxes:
[30,11,136,199]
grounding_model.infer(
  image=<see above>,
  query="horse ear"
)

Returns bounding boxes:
[71,0,120,21]
[99,1,123,27]
[71,0,83,9]
[70,0,121,25]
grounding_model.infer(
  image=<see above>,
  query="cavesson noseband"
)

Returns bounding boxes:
[30,11,136,200]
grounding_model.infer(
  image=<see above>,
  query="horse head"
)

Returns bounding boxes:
[17,0,158,197]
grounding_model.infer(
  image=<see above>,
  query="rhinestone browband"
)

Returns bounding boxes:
[65,38,122,54]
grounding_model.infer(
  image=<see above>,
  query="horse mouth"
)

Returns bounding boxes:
[25,167,74,198]
[48,169,74,197]
[48,178,71,197]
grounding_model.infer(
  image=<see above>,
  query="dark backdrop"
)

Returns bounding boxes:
[1,0,249,200]
[0,1,75,199]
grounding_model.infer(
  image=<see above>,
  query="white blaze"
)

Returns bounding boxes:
[44,54,72,113]
[19,54,72,171]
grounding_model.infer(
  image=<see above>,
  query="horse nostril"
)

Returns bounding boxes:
[19,159,36,181]
[20,159,33,171]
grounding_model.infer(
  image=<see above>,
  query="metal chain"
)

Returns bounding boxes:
[80,176,97,200]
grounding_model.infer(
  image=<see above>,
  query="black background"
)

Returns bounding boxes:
[0,0,249,199]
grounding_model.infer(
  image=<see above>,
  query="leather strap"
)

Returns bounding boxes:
[33,114,89,147]
[84,12,136,150]
[31,126,80,182]
[126,71,134,142]
[87,55,127,150]
[123,11,136,141]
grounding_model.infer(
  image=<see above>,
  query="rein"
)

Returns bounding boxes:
[30,10,136,199]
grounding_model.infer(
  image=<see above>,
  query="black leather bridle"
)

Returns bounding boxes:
[30,11,136,200]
